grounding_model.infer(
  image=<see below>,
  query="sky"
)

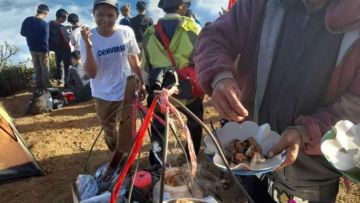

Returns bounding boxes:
[0,0,228,64]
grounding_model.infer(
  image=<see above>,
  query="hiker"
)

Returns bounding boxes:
[67,13,82,51]
[143,0,203,165]
[80,0,146,152]
[119,4,131,26]
[20,4,50,90]
[185,9,201,29]
[65,50,91,102]
[129,1,153,50]
[49,9,71,87]
[195,0,360,202]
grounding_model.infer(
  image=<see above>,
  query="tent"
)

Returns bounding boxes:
[0,103,44,184]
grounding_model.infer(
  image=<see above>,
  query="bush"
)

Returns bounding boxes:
[0,64,33,97]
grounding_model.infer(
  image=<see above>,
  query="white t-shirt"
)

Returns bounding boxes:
[80,25,140,101]
[70,27,81,51]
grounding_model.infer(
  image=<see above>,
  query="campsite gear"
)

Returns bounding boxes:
[170,97,254,203]
[321,120,360,183]
[110,94,158,203]
[26,88,67,114]
[134,171,153,193]
[63,91,75,103]
[204,121,285,174]
[26,88,53,115]
[155,22,204,99]
[0,103,44,183]
[80,76,253,202]
[153,167,193,203]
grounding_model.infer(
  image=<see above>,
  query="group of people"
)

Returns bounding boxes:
[20,0,360,203]
[21,5,91,102]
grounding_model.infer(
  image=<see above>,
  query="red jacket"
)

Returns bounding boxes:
[195,0,360,155]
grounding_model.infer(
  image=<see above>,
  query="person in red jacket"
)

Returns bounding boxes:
[195,0,360,202]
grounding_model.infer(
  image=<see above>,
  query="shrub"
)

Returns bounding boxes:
[0,64,33,97]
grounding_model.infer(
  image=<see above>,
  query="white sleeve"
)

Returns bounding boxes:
[70,31,76,46]
[79,39,86,63]
[127,29,140,56]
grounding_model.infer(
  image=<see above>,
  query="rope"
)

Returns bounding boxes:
[169,96,255,203]
[110,96,158,203]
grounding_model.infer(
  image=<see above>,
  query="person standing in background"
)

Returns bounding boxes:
[119,4,131,26]
[129,1,153,50]
[143,0,203,165]
[67,13,82,51]
[21,4,50,90]
[81,0,146,152]
[49,9,71,87]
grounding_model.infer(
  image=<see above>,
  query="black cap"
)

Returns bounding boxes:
[37,4,49,12]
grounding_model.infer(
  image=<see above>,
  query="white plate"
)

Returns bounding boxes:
[321,120,360,174]
[204,121,285,172]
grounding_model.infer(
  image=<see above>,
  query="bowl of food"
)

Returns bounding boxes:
[204,121,285,175]
[321,120,360,183]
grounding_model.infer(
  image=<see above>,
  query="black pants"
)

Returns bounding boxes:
[147,94,204,166]
[55,50,71,84]
[242,176,336,203]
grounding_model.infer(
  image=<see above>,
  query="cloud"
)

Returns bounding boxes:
[146,0,165,23]
[192,0,227,23]
[0,1,95,64]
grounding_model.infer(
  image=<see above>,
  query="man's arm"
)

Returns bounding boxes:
[44,23,49,52]
[20,18,28,37]
[80,27,97,78]
[128,55,146,100]
[195,0,258,121]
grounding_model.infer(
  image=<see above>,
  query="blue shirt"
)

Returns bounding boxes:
[21,16,49,52]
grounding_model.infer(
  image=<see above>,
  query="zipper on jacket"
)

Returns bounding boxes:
[252,1,268,121]
[303,3,310,27]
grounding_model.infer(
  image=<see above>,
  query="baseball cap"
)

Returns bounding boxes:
[93,0,119,9]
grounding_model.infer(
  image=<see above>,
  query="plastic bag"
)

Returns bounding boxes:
[76,175,98,201]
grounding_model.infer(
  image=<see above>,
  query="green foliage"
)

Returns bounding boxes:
[49,52,57,79]
[0,64,33,97]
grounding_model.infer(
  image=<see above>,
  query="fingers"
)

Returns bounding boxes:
[274,144,299,171]
[215,94,246,122]
[224,87,248,117]
[269,137,287,157]
[211,79,248,122]
[80,26,92,44]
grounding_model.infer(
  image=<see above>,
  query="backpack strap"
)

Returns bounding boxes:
[155,23,177,67]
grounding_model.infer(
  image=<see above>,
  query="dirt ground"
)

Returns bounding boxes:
[0,90,359,203]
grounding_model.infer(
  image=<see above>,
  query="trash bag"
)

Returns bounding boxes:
[26,89,53,115]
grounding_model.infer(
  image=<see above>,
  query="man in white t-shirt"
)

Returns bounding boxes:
[80,0,146,152]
